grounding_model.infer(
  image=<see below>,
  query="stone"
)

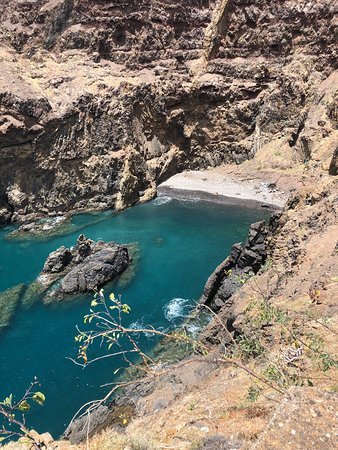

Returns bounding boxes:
[197,434,242,449]
[40,235,130,299]
[200,220,268,310]
[63,405,111,444]
[60,246,129,295]
[0,207,13,225]
[76,234,92,261]
[43,246,73,273]
[199,257,233,306]
[328,146,338,175]
[211,273,242,311]
[229,243,243,264]
[39,432,54,444]
[237,248,261,270]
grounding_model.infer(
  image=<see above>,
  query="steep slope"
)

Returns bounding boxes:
[0,0,337,224]
[0,2,337,449]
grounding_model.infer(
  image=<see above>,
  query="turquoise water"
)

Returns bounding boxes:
[0,198,268,438]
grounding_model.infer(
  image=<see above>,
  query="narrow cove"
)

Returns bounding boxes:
[0,198,269,438]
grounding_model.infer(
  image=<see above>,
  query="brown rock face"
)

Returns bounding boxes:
[0,0,337,222]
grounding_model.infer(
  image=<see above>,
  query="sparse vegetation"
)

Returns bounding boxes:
[246,384,262,402]
[0,379,45,448]
[235,334,265,359]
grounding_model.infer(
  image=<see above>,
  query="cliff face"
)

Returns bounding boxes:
[0,0,337,223]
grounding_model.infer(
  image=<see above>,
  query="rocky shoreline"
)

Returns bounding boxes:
[63,218,271,445]
[0,0,337,448]
[64,178,337,450]
[1,0,336,226]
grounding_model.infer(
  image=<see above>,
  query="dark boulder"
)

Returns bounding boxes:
[61,246,129,295]
[40,235,130,299]
[328,146,338,176]
[43,246,73,273]
[200,221,268,312]
[63,405,111,444]
[76,234,92,261]
[237,248,263,272]
[0,206,13,225]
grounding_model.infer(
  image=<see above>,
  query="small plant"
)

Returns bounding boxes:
[305,332,324,353]
[246,384,262,402]
[236,272,253,285]
[0,379,45,447]
[259,259,272,274]
[264,357,304,388]
[188,400,197,411]
[320,353,338,372]
[235,335,264,359]
[246,300,288,328]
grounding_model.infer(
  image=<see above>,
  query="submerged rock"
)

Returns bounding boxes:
[40,235,130,299]
[6,215,72,241]
[0,284,25,330]
[21,280,49,309]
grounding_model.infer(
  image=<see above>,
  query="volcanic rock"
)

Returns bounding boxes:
[40,234,130,298]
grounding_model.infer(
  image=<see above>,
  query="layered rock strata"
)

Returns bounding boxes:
[200,220,268,312]
[0,0,337,224]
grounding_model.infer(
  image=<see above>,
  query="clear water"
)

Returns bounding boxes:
[0,198,268,438]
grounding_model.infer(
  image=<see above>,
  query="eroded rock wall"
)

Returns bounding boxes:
[0,0,337,223]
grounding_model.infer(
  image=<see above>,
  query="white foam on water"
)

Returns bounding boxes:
[128,318,155,338]
[129,318,144,330]
[178,198,199,208]
[152,196,173,206]
[41,216,65,230]
[164,297,192,322]
[185,323,201,337]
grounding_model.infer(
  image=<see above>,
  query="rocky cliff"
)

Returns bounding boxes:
[0,0,337,224]
[1,2,338,449]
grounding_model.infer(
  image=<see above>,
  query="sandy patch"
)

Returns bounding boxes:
[158,168,290,209]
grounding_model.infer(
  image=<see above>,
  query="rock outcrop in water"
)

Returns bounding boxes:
[200,220,268,312]
[0,0,337,223]
[0,2,337,450]
[40,234,130,298]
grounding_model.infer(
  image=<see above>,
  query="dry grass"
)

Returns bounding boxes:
[77,429,156,450]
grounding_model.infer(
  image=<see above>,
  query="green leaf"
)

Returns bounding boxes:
[3,394,13,407]
[90,300,98,307]
[32,392,45,405]
[18,400,31,411]
[109,293,115,301]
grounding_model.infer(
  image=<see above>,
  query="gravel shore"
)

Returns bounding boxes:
[158,169,288,209]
